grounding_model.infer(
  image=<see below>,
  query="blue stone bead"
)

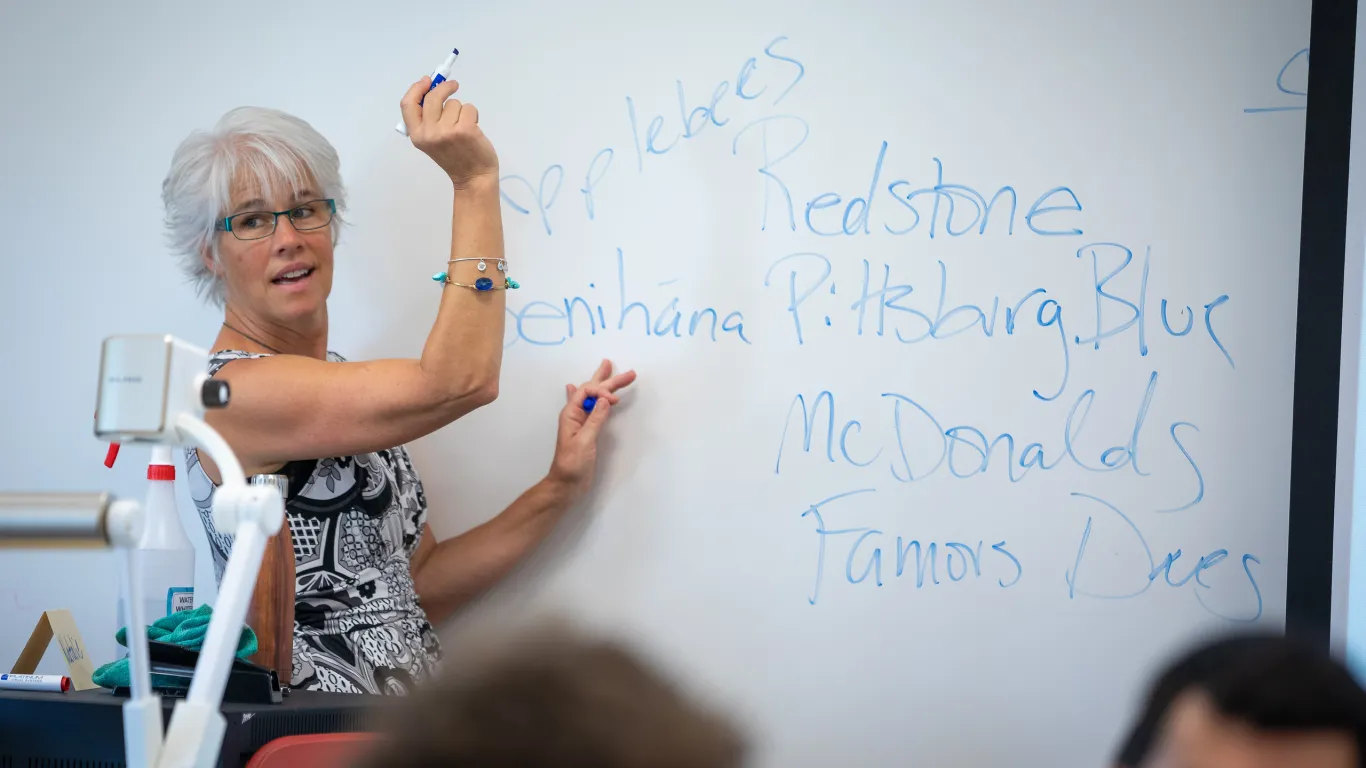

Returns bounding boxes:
[475,277,494,291]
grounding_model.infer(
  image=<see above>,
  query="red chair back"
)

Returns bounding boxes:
[245,732,379,768]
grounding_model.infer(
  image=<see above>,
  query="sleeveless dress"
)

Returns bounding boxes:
[186,350,442,695]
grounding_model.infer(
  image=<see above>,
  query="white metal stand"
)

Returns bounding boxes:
[134,412,283,768]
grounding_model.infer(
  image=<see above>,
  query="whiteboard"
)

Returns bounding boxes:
[0,1,1313,765]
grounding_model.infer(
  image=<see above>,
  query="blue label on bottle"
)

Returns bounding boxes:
[167,587,194,615]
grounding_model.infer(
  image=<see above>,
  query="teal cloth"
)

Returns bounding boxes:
[92,604,258,689]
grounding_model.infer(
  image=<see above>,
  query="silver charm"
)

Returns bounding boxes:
[497,259,507,272]
[477,259,487,272]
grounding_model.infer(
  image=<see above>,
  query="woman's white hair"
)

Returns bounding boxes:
[162,106,347,306]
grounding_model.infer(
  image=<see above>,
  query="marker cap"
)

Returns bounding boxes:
[396,48,462,136]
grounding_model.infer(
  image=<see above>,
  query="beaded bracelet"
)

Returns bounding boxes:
[431,272,520,291]
[433,255,518,290]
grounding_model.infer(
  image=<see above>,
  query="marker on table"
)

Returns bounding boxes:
[396,48,461,136]
[0,673,70,692]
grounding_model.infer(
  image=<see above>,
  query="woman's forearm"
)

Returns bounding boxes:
[419,178,507,405]
[412,477,575,624]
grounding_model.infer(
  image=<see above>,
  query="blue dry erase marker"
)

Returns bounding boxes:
[396,48,460,136]
[582,396,597,413]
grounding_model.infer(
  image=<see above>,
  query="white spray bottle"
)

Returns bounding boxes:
[112,443,196,636]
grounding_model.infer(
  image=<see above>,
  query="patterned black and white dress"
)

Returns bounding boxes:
[186,350,442,695]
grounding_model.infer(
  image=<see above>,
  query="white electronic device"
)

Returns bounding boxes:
[0,335,283,768]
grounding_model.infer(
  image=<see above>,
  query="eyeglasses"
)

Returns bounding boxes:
[216,199,336,241]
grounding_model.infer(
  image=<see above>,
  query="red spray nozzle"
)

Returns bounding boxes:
[104,443,120,469]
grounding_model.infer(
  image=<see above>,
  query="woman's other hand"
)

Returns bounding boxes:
[400,76,499,190]
[547,360,638,501]
[409,362,636,622]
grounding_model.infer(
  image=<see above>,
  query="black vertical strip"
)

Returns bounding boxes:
[1287,0,1357,647]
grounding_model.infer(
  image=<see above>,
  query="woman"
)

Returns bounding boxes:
[166,76,635,694]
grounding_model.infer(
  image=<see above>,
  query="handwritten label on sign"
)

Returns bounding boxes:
[10,609,97,691]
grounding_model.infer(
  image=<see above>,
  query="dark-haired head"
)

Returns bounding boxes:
[356,626,746,768]
[1116,632,1366,768]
